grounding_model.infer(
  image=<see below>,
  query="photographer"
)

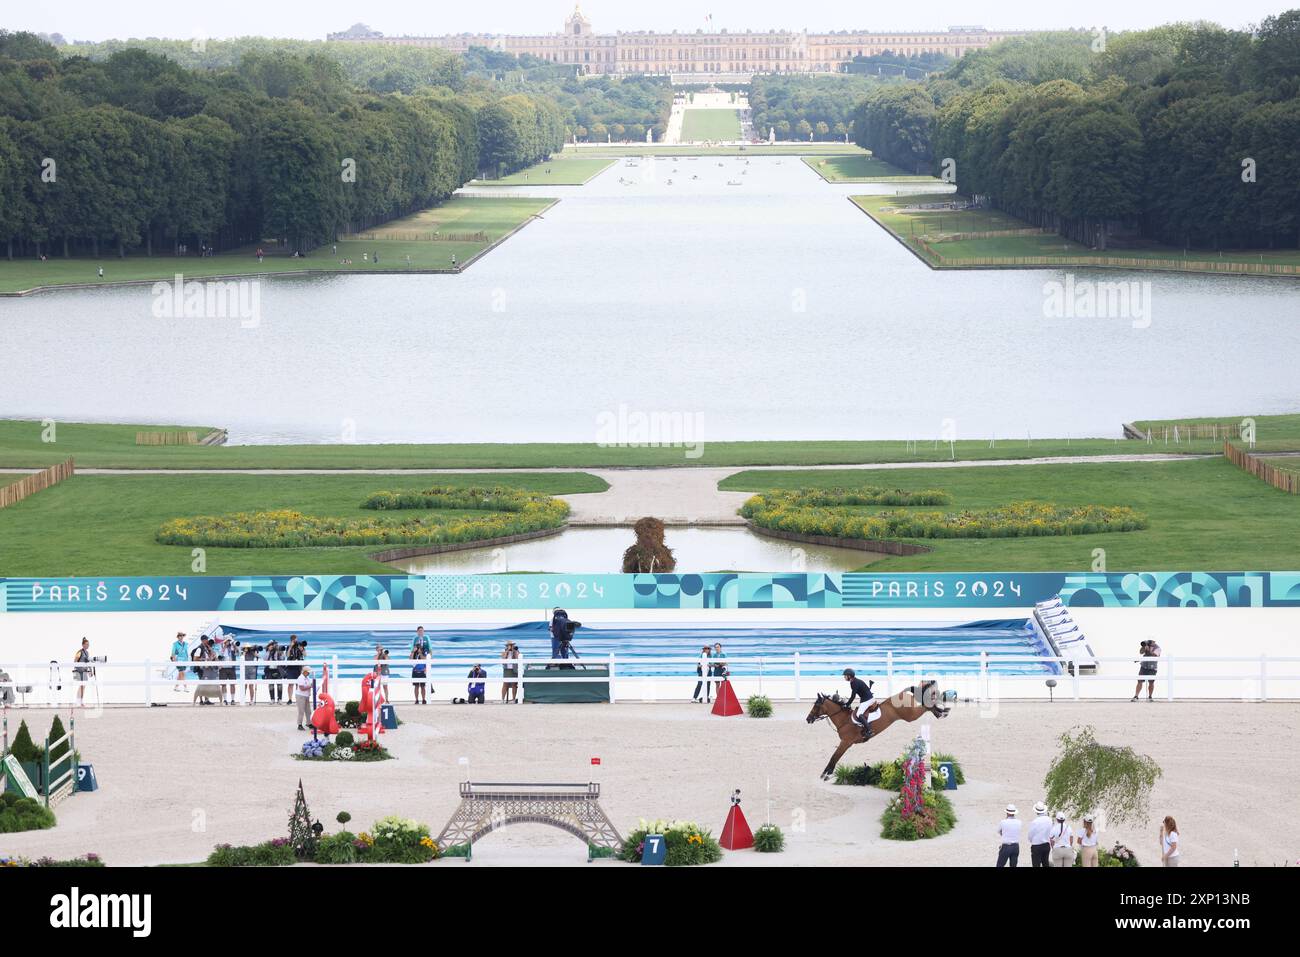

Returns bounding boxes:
[73,638,91,707]
[263,640,284,704]
[242,643,262,705]
[550,608,580,666]
[467,663,487,704]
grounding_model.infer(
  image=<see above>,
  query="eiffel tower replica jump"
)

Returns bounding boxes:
[437,781,623,856]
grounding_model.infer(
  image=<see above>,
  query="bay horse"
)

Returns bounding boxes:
[806,682,951,780]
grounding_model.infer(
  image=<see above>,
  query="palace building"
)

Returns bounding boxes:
[328,6,1027,78]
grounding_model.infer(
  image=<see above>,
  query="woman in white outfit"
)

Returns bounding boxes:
[1049,811,1075,867]
[1076,814,1100,867]
[1161,816,1181,867]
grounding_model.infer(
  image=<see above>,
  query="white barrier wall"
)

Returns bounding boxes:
[1,606,1298,705]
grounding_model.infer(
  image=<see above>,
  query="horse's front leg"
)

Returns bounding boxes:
[821,739,853,781]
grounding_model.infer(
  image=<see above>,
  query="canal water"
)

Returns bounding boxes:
[2,157,1297,443]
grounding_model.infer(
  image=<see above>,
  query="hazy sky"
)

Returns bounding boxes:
[13,0,1295,43]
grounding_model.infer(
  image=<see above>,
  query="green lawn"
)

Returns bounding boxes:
[474,157,614,186]
[0,419,1205,470]
[851,193,1300,276]
[802,155,938,183]
[680,109,742,142]
[0,197,555,295]
[0,472,606,576]
[720,457,1300,571]
[1132,414,1300,459]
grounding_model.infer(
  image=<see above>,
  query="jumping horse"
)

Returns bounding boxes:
[806,682,951,780]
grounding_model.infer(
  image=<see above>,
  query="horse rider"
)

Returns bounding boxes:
[843,668,880,740]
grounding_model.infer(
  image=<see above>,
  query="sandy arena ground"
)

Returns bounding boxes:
[4,699,1297,867]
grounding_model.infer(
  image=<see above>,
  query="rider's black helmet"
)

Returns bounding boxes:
[843,668,855,679]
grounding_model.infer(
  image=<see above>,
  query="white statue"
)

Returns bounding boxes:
[769,126,775,144]
[646,128,653,143]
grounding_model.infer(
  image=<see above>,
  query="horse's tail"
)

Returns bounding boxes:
[910,680,951,718]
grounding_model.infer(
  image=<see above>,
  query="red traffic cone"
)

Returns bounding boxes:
[711,679,743,716]
[720,802,754,850]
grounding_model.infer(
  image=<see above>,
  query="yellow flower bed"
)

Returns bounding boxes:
[157,495,569,549]
[742,491,1147,541]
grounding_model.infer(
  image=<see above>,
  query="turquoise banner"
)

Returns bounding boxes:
[1,572,1297,612]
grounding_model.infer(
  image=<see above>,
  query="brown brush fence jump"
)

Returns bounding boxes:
[1224,442,1300,494]
[0,457,75,509]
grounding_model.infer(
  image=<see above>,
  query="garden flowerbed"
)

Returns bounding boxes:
[156,488,568,548]
[743,490,1147,541]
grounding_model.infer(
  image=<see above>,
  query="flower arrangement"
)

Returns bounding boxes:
[878,736,958,841]
[742,491,1148,542]
[620,819,723,866]
[157,492,569,549]
[295,738,391,762]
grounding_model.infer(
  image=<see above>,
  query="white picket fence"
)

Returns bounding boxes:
[3,653,1299,707]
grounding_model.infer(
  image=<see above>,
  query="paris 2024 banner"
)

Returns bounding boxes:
[1,571,1298,613]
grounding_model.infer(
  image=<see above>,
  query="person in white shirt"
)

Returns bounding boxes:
[1160,815,1181,867]
[1027,801,1053,867]
[1076,814,1100,867]
[1050,812,1075,867]
[294,666,314,731]
[996,804,1021,867]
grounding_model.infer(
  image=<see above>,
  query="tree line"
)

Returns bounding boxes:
[851,15,1300,250]
[0,32,564,258]
[748,74,882,142]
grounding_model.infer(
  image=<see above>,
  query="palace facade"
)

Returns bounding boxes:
[328,6,1027,76]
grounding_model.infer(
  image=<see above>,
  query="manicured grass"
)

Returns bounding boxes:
[0,472,607,576]
[802,155,938,183]
[474,158,614,186]
[0,420,1199,470]
[851,193,1300,275]
[720,457,1300,571]
[680,109,742,142]
[1132,414,1300,453]
[0,197,554,294]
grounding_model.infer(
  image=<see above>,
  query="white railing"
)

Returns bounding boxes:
[3,653,1299,707]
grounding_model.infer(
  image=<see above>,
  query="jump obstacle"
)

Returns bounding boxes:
[436,781,623,859]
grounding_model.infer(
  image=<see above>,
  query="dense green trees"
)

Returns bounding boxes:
[748,74,880,141]
[0,32,560,258]
[853,18,1300,250]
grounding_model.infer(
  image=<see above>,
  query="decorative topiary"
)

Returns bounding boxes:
[46,715,69,766]
[334,731,355,749]
[336,811,351,825]
[621,517,676,572]
[8,721,40,763]
[287,780,318,860]
[745,694,773,718]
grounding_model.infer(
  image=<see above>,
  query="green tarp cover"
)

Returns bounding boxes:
[522,665,610,703]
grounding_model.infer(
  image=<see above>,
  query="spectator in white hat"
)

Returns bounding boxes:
[1028,801,1053,867]
[1050,811,1075,867]
[996,804,1021,867]
[1077,814,1100,867]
